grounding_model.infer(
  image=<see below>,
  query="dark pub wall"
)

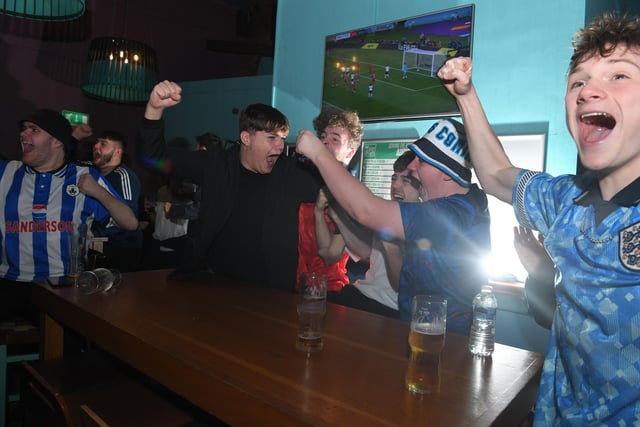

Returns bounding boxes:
[0,0,270,163]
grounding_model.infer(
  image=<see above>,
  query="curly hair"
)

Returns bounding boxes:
[312,108,364,151]
[569,12,640,74]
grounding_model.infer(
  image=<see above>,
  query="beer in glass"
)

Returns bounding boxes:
[296,272,327,352]
[405,295,447,394]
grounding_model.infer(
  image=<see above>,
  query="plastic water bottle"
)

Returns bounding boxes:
[469,285,497,357]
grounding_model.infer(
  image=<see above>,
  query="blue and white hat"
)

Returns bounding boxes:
[408,118,471,187]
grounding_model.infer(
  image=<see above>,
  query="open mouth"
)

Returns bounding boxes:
[580,112,616,129]
[21,142,34,154]
[579,112,616,143]
[266,154,279,168]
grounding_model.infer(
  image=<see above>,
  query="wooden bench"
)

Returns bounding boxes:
[19,352,197,427]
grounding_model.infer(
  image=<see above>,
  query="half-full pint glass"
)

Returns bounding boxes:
[405,295,447,394]
[296,272,328,352]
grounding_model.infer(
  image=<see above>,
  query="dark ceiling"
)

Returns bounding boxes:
[0,0,277,82]
[205,0,277,73]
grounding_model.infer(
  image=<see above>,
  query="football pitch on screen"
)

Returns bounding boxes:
[323,48,458,120]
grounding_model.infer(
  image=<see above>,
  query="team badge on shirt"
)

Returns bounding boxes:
[66,184,80,197]
[619,222,640,271]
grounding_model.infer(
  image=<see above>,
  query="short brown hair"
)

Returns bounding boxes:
[393,150,416,173]
[239,104,289,135]
[569,13,640,74]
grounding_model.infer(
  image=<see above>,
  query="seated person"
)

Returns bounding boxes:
[328,151,425,318]
[513,226,556,330]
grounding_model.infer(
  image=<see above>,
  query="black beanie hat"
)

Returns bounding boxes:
[18,109,72,149]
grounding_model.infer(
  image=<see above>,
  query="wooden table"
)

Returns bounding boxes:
[32,270,543,427]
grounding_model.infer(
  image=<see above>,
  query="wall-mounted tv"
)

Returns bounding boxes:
[320,4,474,123]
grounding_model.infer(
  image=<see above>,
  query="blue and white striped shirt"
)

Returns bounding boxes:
[0,160,116,281]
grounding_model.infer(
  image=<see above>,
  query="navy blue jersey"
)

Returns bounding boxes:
[91,164,143,248]
[398,184,491,334]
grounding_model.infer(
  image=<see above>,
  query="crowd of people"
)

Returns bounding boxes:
[1,10,639,425]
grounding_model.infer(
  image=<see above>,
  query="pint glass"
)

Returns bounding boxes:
[405,295,447,394]
[296,272,328,352]
[67,223,88,285]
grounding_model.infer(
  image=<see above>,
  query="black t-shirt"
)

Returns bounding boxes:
[209,166,268,282]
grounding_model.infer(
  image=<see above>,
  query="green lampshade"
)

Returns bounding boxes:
[82,37,158,105]
[0,0,85,21]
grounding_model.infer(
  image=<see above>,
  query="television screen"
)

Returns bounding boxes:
[320,4,474,122]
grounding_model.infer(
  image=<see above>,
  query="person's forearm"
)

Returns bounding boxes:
[317,235,347,265]
[528,262,556,285]
[94,189,139,230]
[455,86,522,204]
[315,207,347,264]
[144,101,165,120]
[310,148,403,237]
[137,118,169,167]
[314,207,333,256]
[330,207,372,260]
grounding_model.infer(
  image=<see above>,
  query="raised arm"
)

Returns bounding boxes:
[314,188,347,265]
[437,57,522,204]
[296,131,405,240]
[144,80,182,120]
[138,81,208,186]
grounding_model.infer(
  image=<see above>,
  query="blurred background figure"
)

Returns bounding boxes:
[140,137,192,270]
[89,131,144,272]
[195,132,224,152]
[513,226,556,330]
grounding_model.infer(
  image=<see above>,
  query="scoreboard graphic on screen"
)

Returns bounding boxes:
[357,139,414,200]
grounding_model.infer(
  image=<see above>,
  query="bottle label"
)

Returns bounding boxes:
[474,306,496,320]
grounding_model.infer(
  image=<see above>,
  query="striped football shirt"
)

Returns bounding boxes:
[0,160,117,281]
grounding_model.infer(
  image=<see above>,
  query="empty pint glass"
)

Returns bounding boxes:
[296,272,328,352]
[77,268,122,294]
[405,295,447,394]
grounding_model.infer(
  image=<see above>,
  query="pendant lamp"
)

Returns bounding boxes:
[82,37,158,104]
[0,0,85,21]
